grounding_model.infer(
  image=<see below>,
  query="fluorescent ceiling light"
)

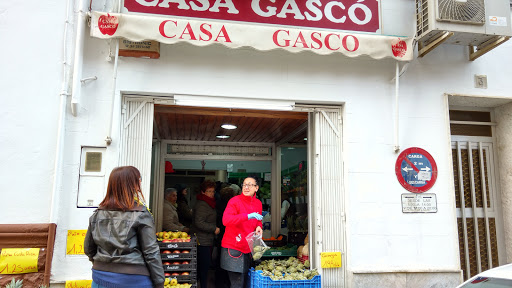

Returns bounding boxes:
[221,124,237,130]
[216,135,230,139]
[174,95,295,111]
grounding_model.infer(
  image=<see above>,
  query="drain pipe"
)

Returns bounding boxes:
[394,62,400,153]
[105,40,119,146]
[71,0,87,116]
[105,0,122,146]
[392,62,410,153]
[50,0,73,223]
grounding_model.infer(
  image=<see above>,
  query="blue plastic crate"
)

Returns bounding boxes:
[250,268,321,288]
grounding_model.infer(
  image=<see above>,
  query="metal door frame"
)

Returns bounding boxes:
[306,106,346,288]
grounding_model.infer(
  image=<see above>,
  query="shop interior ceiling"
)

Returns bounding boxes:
[153,105,308,144]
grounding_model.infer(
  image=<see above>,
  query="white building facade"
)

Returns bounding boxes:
[2,0,512,287]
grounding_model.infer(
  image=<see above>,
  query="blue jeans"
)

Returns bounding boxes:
[92,281,107,288]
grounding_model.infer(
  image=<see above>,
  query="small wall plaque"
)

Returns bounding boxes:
[401,193,437,213]
[119,39,160,59]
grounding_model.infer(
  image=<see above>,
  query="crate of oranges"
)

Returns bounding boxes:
[262,234,287,247]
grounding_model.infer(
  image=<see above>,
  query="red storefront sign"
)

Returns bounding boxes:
[124,0,380,33]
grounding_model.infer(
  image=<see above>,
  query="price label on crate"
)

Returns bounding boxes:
[65,280,92,288]
[67,230,87,255]
[320,252,342,268]
[0,248,39,274]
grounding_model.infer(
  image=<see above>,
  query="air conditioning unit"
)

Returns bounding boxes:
[416,0,512,60]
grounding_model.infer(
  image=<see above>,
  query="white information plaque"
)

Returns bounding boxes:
[401,193,437,213]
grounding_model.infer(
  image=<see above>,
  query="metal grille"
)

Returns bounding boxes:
[452,141,499,280]
[457,217,499,280]
[488,218,499,269]
[313,109,345,287]
[453,149,491,209]
[457,218,466,278]
[416,0,430,37]
[438,0,485,24]
[472,149,491,208]
[453,149,460,207]
[120,98,155,201]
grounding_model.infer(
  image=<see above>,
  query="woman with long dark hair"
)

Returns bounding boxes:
[84,166,164,288]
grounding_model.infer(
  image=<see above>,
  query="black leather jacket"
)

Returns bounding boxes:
[84,204,164,288]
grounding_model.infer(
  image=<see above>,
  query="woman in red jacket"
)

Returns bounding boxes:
[221,177,263,287]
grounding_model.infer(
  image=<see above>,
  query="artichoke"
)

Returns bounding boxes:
[303,270,312,278]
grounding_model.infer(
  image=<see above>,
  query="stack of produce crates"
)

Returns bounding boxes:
[158,231,197,288]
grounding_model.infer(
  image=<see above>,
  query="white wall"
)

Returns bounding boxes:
[106,40,511,271]
[49,32,120,284]
[54,33,512,282]
[494,102,512,263]
[0,1,65,223]
[3,0,512,285]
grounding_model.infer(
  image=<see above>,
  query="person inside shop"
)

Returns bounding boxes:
[280,194,296,235]
[163,188,189,232]
[84,166,165,288]
[214,186,236,288]
[261,204,271,239]
[192,180,220,288]
[230,183,241,195]
[176,184,193,228]
[221,177,263,288]
[281,194,291,220]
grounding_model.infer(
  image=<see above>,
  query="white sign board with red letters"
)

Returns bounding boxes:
[90,11,413,61]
